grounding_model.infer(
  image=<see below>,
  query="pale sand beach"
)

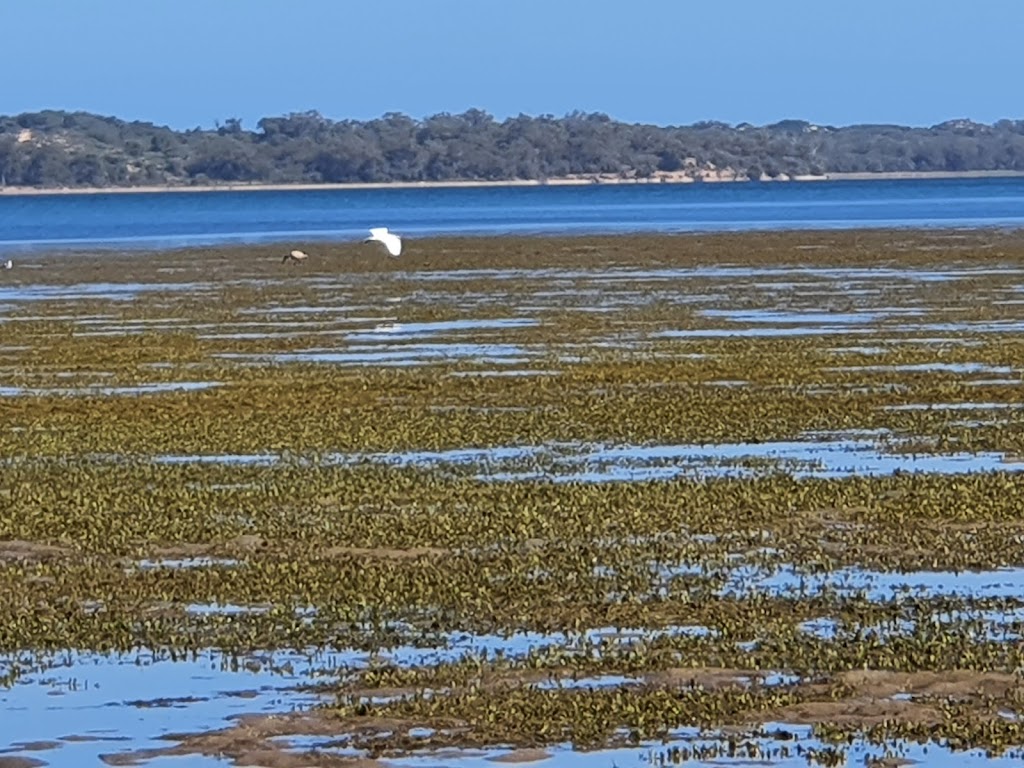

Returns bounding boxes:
[1,169,1023,197]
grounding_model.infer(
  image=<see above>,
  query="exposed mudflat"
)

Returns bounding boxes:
[4,230,1024,766]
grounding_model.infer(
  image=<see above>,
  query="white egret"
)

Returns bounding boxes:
[2,260,11,270]
[364,227,402,257]
[282,249,309,264]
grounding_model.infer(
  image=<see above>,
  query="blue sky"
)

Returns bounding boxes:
[3,0,1020,130]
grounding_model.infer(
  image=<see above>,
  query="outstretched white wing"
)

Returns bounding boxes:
[365,227,402,257]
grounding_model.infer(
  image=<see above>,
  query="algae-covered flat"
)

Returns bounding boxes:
[4,230,1024,765]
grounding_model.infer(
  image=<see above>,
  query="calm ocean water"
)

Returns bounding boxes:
[1,177,1023,253]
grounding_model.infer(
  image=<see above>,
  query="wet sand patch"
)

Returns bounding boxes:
[487,748,551,763]
[0,540,71,563]
[321,546,448,560]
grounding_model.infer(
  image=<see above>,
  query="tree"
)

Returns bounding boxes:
[1,108,1023,188]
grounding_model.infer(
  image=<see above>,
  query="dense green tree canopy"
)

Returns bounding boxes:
[1,110,1023,188]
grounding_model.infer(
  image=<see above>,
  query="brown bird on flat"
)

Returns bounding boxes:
[282,249,309,264]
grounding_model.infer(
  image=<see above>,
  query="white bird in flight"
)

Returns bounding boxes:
[282,249,309,264]
[2,259,11,270]
[364,227,402,257]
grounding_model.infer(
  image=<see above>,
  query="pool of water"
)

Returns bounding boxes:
[141,433,1024,481]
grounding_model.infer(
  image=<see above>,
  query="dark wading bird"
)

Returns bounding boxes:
[364,228,402,257]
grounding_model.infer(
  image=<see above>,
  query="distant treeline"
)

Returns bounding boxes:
[2,109,1024,188]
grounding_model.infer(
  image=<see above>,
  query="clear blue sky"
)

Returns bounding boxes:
[3,0,1020,130]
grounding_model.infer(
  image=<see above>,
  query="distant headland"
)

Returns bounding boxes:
[1,109,1023,194]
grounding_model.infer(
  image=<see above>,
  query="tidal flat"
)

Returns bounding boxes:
[4,229,1024,766]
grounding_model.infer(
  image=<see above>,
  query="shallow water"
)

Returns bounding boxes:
[0,649,322,767]
[828,362,1016,374]
[0,625,724,766]
[4,615,1022,767]
[4,177,1024,252]
[345,317,539,340]
[234,343,533,366]
[733,564,1024,601]
[145,434,1024,481]
[700,308,897,325]
[800,606,1024,642]
[0,281,217,302]
[448,368,561,378]
[135,557,240,570]
[0,381,222,397]
[881,402,1023,411]
[336,727,1024,768]
[409,263,1024,284]
[507,437,1021,482]
[656,326,879,338]
[364,434,1022,482]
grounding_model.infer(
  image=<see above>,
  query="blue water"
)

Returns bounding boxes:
[1,177,1023,253]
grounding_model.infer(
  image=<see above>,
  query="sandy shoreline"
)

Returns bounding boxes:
[1,169,1023,197]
